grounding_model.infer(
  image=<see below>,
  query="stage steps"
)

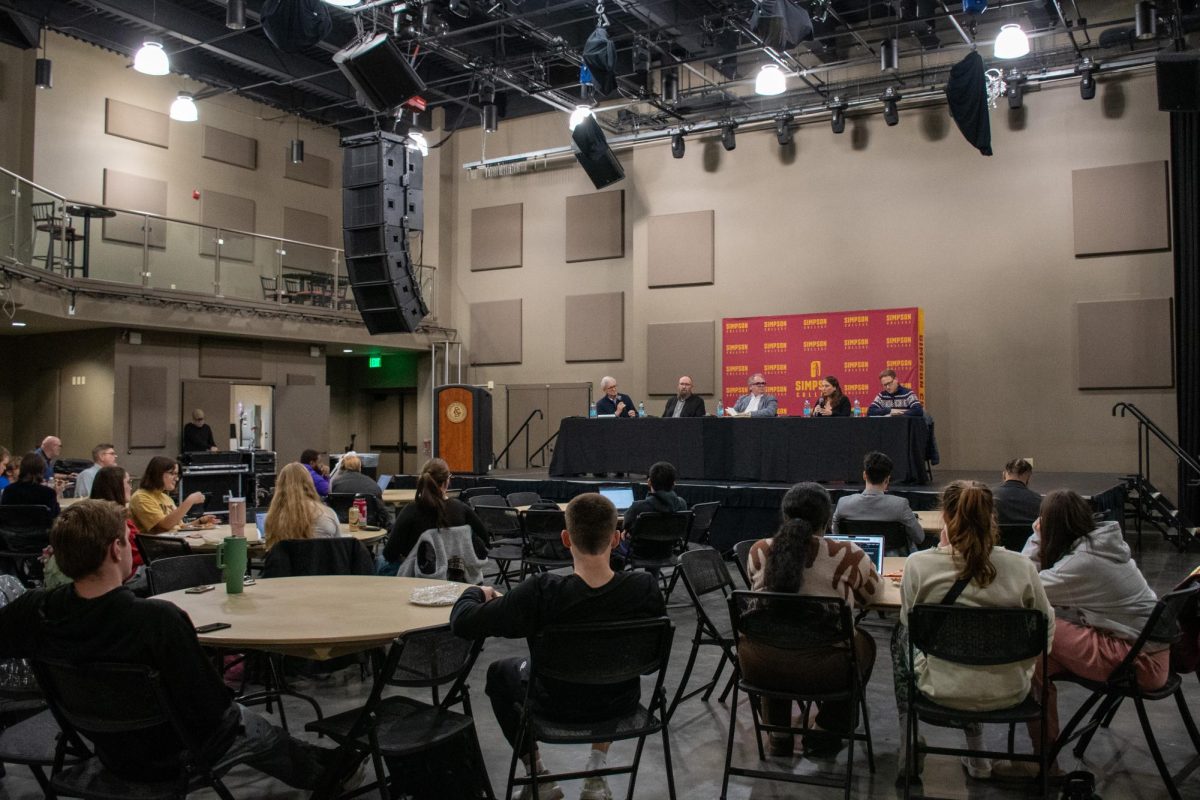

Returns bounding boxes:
[1125,474,1197,551]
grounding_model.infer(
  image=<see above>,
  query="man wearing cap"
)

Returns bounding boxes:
[182,409,219,453]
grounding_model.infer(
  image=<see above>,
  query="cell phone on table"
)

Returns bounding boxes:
[195,622,232,633]
[185,584,215,593]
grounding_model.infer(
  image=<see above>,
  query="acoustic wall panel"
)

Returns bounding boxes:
[1072,161,1171,256]
[199,190,256,262]
[128,366,167,448]
[1077,298,1173,389]
[565,190,624,262]
[284,152,332,187]
[470,299,523,365]
[104,99,169,148]
[648,210,715,287]
[565,292,624,362]
[470,203,522,271]
[198,338,264,380]
[646,321,716,396]
[102,169,167,248]
[202,125,258,170]
[282,207,332,272]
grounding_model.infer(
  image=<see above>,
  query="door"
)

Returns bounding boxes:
[369,393,402,476]
[505,383,590,469]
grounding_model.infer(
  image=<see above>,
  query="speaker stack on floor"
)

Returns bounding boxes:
[341,131,429,334]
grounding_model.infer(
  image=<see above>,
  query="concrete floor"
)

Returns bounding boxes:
[2,530,1199,800]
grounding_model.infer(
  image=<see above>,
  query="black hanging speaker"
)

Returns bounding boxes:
[334,33,426,112]
[342,132,428,334]
[570,115,624,190]
[1156,51,1200,112]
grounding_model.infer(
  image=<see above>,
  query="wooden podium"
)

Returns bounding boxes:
[434,385,493,474]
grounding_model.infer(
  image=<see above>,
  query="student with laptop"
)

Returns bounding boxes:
[621,461,688,535]
[831,451,926,552]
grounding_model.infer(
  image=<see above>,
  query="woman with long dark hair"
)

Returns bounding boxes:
[0,452,60,516]
[813,375,851,417]
[744,482,881,757]
[381,459,489,577]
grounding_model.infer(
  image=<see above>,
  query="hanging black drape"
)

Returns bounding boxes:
[1172,110,1200,525]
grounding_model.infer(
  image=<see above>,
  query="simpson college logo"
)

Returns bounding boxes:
[725,343,749,354]
[724,321,749,333]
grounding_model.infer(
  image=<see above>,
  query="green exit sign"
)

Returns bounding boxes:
[368,356,382,369]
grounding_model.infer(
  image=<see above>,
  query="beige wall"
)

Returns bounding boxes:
[0,43,35,176]
[446,72,1176,473]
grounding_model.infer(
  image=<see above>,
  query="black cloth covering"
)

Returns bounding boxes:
[749,0,814,50]
[260,537,374,578]
[583,26,618,95]
[945,50,992,156]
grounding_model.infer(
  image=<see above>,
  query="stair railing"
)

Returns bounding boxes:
[495,409,543,470]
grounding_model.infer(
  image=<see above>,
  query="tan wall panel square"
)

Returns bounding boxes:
[565,292,624,362]
[202,125,258,170]
[102,169,167,248]
[470,299,523,365]
[1077,298,1173,389]
[282,207,331,272]
[199,338,264,380]
[128,366,167,448]
[646,321,715,396]
[199,189,256,262]
[565,190,624,262]
[104,99,169,148]
[1072,161,1171,256]
[648,210,714,287]
[284,152,331,187]
[470,204,522,271]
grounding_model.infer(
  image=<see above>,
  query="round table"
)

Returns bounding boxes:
[161,523,386,551]
[158,575,467,660]
[64,203,116,278]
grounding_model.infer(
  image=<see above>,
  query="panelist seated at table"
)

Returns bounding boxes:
[0,500,356,791]
[595,375,638,418]
[727,373,778,417]
[661,375,706,418]
[812,376,852,417]
[831,451,926,551]
[128,457,215,535]
[867,369,924,417]
[263,463,342,549]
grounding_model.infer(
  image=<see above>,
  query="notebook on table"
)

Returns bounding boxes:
[826,534,885,573]
[598,486,635,513]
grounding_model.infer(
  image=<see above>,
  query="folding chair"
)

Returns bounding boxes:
[626,511,693,601]
[999,522,1035,552]
[520,508,572,577]
[668,549,738,720]
[686,501,722,549]
[839,518,915,555]
[505,492,542,508]
[135,535,192,566]
[731,538,760,589]
[473,505,524,588]
[146,555,223,596]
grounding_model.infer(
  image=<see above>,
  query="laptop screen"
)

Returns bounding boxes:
[827,534,885,574]
[377,474,392,491]
[599,486,635,512]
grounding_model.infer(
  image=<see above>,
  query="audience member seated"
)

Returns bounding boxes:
[450,493,666,800]
[992,458,1042,526]
[728,373,778,417]
[745,482,881,757]
[330,454,389,526]
[867,369,924,417]
[0,500,355,791]
[891,480,1053,780]
[300,448,331,496]
[623,461,688,536]
[34,435,62,483]
[831,451,925,551]
[1,452,61,517]
[595,375,638,418]
[44,465,143,589]
[812,375,852,417]
[75,443,118,498]
[1020,490,1165,776]
[380,458,488,576]
[661,375,706,418]
[128,456,213,535]
[0,446,10,492]
[181,408,219,453]
[263,463,341,550]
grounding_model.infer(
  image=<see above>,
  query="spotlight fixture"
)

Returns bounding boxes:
[1134,0,1157,39]
[774,114,794,146]
[755,64,786,96]
[35,27,51,89]
[993,23,1030,59]
[671,131,685,158]
[405,129,429,157]
[720,121,737,151]
[882,87,900,126]
[568,104,594,131]
[880,37,900,72]
[481,78,498,132]
[661,66,679,104]
[829,96,847,134]
[133,38,169,76]
[1007,81,1023,109]
[226,0,246,30]
[1078,58,1096,99]
[448,0,471,17]
[169,92,198,121]
[290,138,305,163]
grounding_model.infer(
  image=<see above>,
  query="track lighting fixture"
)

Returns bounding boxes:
[993,23,1030,59]
[481,78,498,132]
[720,121,737,151]
[774,114,793,146]
[1006,70,1024,109]
[226,0,246,30]
[829,97,847,134]
[661,66,679,104]
[35,28,51,89]
[1079,58,1096,100]
[1134,1,1157,39]
[671,132,685,158]
[880,37,899,72]
[882,87,900,126]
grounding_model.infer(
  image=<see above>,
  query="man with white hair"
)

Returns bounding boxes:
[34,435,62,482]
[595,376,638,418]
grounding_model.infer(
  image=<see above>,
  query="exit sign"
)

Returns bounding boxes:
[368,356,382,368]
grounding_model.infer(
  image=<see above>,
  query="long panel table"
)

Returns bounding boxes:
[549,415,929,484]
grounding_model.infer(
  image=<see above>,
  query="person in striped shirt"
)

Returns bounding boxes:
[868,369,924,417]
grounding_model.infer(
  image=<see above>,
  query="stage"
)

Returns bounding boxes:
[395,467,1130,553]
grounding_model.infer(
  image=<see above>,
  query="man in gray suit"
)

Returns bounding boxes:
[832,451,926,550]
[729,373,778,417]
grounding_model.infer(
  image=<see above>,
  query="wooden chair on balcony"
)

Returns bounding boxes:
[31,202,82,274]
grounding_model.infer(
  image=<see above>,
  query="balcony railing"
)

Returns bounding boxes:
[0,165,435,319]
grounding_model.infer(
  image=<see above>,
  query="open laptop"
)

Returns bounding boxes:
[598,486,635,513]
[827,534,885,574]
[376,474,392,491]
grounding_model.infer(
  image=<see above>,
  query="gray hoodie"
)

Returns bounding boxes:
[1022,520,1158,643]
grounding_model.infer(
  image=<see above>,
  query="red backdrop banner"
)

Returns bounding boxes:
[721,307,924,416]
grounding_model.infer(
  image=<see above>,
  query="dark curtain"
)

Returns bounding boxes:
[1172,110,1200,525]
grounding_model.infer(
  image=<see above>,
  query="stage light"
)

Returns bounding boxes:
[755,64,786,96]
[35,58,52,89]
[568,105,594,131]
[993,23,1030,59]
[882,87,900,126]
[290,138,305,163]
[405,129,429,156]
[880,37,899,72]
[829,97,847,134]
[671,132,685,158]
[133,39,169,75]
[1079,59,1096,99]
[169,92,198,121]
[1135,1,1157,39]
[661,66,679,104]
[1007,81,1023,109]
[721,122,737,151]
[775,114,793,146]
[483,103,498,132]
[226,0,246,30]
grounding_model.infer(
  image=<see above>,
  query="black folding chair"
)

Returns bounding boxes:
[468,495,509,509]
[520,508,572,577]
[731,538,760,589]
[133,535,192,566]
[0,505,53,586]
[473,505,524,588]
[904,604,1050,800]
[839,518,916,555]
[721,591,874,800]
[1051,585,1200,800]
[668,549,738,720]
[146,555,223,596]
[461,487,501,502]
[626,511,693,601]
[306,626,493,800]
[686,501,722,549]
[998,522,1034,552]
[325,493,359,523]
[505,492,542,508]
[506,618,676,800]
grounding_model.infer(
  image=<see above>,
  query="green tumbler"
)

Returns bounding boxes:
[216,536,248,595]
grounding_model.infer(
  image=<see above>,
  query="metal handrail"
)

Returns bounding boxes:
[1113,402,1200,477]
[496,409,543,470]
[528,430,559,469]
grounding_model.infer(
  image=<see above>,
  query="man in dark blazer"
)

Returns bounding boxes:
[595,376,637,417]
[661,375,706,418]
[992,458,1043,525]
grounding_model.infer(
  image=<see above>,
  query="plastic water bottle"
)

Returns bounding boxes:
[803,399,812,418]
[716,400,724,417]
[853,399,862,418]
[637,402,646,418]
[589,402,597,419]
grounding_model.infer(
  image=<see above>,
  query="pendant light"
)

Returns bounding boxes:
[169,92,198,121]
[993,23,1030,59]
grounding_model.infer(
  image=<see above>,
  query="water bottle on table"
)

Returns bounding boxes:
[803,399,812,418]
[853,399,862,417]
[637,402,646,417]
[716,400,724,417]
[589,402,597,418]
